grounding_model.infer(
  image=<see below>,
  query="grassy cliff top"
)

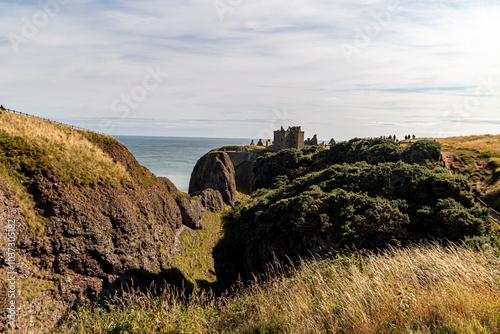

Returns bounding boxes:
[436,134,500,157]
[0,110,132,235]
[0,110,130,185]
[433,134,500,210]
[209,145,269,153]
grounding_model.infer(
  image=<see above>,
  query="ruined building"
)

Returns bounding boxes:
[304,134,318,146]
[274,126,305,150]
[257,139,272,147]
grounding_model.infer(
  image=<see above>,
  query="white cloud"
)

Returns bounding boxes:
[0,0,499,140]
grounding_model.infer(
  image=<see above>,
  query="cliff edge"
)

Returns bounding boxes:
[0,110,202,328]
[189,146,268,207]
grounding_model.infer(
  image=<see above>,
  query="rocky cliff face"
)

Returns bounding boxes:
[0,112,203,328]
[43,133,203,283]
[188,148,267,208]
[189,151,237,206]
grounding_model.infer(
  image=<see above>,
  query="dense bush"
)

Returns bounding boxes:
[402,139,441,164]
[253,139,442,189]
[216,161,492,285]
[243,162,489,243]
[324,138,403,165]
[216,139,494,286]
[253,148,311,189]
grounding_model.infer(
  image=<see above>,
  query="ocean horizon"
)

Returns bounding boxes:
[114,135,250,193]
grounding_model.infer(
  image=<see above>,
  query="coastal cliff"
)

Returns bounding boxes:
[188,146,267,204]
[210,139,495,287]
[189,151,237,206]
[0,111,202,327]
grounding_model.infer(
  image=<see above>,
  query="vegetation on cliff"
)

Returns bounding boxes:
[436,134,500,211]
[2,110,498,334]
[67,244,500,334]
[215,139,494,279]
[0,110,204,331]
[253,138,441,189]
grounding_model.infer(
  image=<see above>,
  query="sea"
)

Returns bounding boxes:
[113,136,250,193]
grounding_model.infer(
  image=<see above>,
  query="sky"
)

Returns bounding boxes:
[1,0,499,141]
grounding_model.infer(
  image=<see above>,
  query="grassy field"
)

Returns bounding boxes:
[59,243,500,334]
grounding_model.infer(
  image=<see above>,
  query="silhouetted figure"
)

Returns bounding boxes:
[412,134,416,139]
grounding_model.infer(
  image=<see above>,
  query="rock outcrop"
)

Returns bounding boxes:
[0,112,203,329]
[196,188,225,212]
[189,148,267,205]
[189,151,237,206]
[226,151,262,194]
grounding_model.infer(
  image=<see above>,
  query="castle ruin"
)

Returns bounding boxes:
[304,134,318,146]
[273,126,305,150]
[257,139,272,147]
[250,126,327,150]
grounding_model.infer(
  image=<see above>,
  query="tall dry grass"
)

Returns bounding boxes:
[0,110,129,185]
[436,134,500,157]
[61,244,500,334]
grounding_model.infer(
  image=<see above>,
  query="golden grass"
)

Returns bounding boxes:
[435,134,500,157]
[57,244,500,334]
[0,110,129,185]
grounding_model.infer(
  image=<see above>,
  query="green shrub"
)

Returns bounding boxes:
[252,139,443,190]
[216,161,492,284]
[401,139,441,165]
[253,149,308,189]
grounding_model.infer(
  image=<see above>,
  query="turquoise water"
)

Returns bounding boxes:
[114,136,250,193]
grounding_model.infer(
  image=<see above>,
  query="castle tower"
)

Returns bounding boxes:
[273,126,304,150]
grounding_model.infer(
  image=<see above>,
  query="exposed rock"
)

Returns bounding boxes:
[197,188,225,212]
[0,125,203,329]
[177,194,203,230]
[189,151,237,206]
[189,148,267,200]
[161,177,202,229]
[226,151,263,194]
